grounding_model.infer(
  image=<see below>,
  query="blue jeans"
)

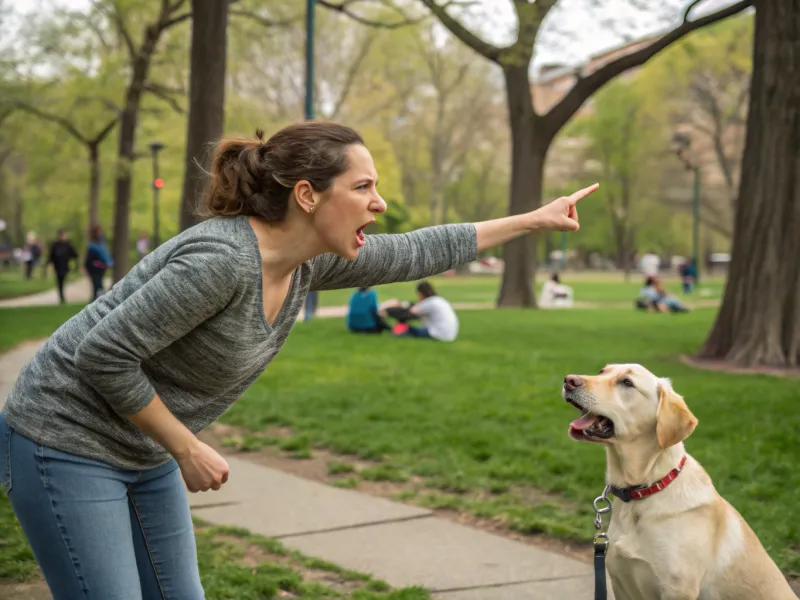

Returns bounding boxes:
[304,291,318,322]
[0,412,204,599]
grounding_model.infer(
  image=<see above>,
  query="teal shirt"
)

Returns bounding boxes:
[347,289,379,330]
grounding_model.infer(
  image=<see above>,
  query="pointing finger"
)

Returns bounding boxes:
[568,183,599,205]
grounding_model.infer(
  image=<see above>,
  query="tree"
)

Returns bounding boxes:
[10,101,117,235]
[178,0,229,231]
[699,0,799,368]
[179,1,299,232]
[418,0,753,306]
[578,80,665,275]
[639,16,753,242]
[107,0,191,280]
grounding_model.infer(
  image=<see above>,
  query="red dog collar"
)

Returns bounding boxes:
[610,456,687,502]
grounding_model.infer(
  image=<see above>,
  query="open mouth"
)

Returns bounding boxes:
[355,221,373,248]
[565,397,615,441]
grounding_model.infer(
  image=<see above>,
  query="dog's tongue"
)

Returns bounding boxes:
[570,413,599,431]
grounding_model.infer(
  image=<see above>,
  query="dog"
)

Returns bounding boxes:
[562,364,796,600]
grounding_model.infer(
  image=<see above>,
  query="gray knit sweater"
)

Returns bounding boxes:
[3,216,477,469]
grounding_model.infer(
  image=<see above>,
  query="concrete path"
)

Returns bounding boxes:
[0,341,611,598]
[0,278,95,308]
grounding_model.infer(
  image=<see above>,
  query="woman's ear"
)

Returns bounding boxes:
[656,380,698,449]
[293,180,316,215]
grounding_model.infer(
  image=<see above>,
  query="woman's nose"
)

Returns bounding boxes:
[371,195,387,214]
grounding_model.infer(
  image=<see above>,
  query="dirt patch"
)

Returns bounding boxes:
[200,424,593,565]
[0,580,52,600]
[680,354,800,378]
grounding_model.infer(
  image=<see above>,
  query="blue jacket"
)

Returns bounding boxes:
[347,289,379,331]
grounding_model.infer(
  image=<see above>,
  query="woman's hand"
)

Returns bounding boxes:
[473,183,599,252]
[530,183,599,232]
[174,439,230,492]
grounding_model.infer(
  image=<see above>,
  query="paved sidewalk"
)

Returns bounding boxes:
[0,278,95,308]
[1,341,612,599]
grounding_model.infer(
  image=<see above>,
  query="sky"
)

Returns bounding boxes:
[7,0,743,76]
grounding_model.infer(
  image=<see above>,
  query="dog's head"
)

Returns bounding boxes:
[561,364,698,448]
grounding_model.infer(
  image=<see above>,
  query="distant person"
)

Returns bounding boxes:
[346,287,390,334]
[21,232,42,280]
[136,232,150,261]
[680,260,697,294]
[45,229,78,304]
[636,276,688,313]
[388,280,459,341]
[539,272,574,308]
[304,290,318,322]
[85,225,113,301]
[639,251,659,278]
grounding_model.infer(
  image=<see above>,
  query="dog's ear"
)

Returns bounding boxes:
[656,380,698,449]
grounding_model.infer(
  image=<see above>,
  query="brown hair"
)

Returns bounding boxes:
[200,121,365,222]
[416,280,436,299]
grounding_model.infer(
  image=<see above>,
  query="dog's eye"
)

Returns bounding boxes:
[598,369,605,375]
[620,378,634,388]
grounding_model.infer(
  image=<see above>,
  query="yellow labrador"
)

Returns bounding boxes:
[562,364,796,600]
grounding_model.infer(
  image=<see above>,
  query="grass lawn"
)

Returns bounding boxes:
[315,273,726,307]
[0,305,429,599]
[0,270,78,301]
[221,307,799,575]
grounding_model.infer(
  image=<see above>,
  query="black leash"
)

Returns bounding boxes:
[592,486,612,600]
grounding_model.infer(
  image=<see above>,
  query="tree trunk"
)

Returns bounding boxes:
[180,0,229,232]
[88,143,100,234]
[497,65,548,308]
[112,28,159,281]
[699,0,800,368]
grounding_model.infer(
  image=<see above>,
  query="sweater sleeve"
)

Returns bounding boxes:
[310,224,477,291]
[74,240,241,416]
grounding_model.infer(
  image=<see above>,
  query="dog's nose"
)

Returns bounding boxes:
[564,375,584,391]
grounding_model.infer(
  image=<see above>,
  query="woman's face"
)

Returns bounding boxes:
[312,145,387,260]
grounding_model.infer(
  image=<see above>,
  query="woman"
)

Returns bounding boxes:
[0,121,597,599]
[85,224,114,300]
[387,280,459,341]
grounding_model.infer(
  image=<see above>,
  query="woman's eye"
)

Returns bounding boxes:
[356,184,369,191]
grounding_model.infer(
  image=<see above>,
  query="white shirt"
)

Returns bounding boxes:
[413,296,459,342]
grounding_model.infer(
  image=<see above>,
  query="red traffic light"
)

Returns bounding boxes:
[153,178,164,189]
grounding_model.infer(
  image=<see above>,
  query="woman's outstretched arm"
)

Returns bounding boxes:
[310,184,598,291]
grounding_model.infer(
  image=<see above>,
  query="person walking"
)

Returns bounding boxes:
[45,229,79,304]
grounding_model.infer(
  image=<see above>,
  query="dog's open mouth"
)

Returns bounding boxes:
[565,398,615,441]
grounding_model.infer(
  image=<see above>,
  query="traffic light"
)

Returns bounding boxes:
[153,177,164,190]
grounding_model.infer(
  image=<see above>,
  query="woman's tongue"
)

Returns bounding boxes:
[356,228,366,247]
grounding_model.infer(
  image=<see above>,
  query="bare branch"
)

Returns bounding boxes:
[228,8,296,28]
[682,0,705,23]
[417,0,502,61]
[163,11,192,29]
[143,83,185,114]
[90,118,118,145]
[76,95,122,115]
[329,32,377,120]
[318,0,423,29]
[105,0,136,59]
[545,0,753,131]
[9,102,89,144]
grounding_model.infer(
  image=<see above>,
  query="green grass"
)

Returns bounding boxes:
[314,273,725,307]
[221,308,800,575]
[0,305,430,597]
[0,270,78,301]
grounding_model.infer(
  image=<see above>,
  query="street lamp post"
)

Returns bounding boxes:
[305,0,315,122]
[670,132,701,284]
[149,141,165,248]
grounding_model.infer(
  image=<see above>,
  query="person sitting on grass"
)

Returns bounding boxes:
[636,276,689,313]
[384,280,459,342]
[346,286,390,334]
[539,272,574,308]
